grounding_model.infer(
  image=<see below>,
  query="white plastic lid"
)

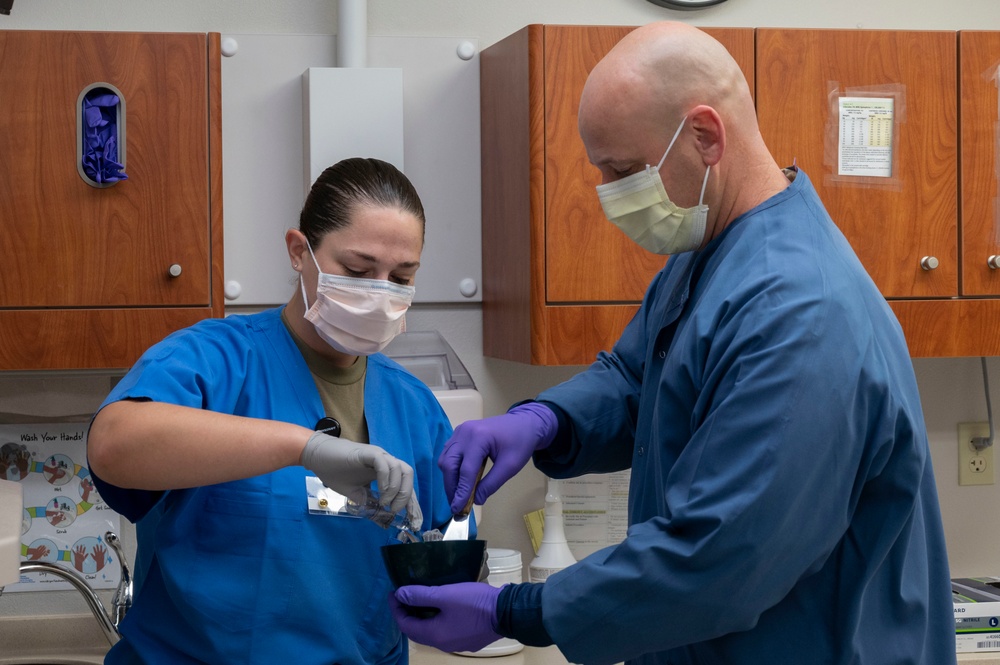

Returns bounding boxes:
[486,548,522,570]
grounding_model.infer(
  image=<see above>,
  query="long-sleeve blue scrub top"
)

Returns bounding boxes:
[533,170,956,665]
[88,307,454,665]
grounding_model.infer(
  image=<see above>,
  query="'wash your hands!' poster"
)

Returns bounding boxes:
[1,422,121,592]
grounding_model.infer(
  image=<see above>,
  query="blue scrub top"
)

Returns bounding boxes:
[534,170,956,665]
[89,307,455,665]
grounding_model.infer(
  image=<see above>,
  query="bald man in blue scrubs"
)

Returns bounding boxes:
[391,21,956,665]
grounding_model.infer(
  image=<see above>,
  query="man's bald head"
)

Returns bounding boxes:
[580,22,753,144]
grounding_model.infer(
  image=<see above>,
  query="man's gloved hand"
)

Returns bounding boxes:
[389,582,502,653]
[439,402,558,514]
[300,432,421,528]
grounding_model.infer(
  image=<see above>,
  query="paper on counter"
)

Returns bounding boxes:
[523,470,631,560]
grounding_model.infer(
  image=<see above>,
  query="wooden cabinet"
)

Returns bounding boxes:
[484,25,1000,364]
[0,31,224,370]
[481,25,755,365]
[960,31,1000,297]
[757,28,958,299]
[757,28,1000,357]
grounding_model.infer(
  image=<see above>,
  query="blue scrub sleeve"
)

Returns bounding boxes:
[496,582,552,647]
[87,398,165,524]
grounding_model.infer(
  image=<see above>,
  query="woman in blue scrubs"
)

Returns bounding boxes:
[87,157,454,664]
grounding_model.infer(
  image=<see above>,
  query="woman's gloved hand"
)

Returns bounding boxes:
[439,402,558,513]
[300,432,421,526]
[389,582,502,653]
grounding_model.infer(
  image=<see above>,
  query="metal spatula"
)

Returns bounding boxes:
[441,461,486,541]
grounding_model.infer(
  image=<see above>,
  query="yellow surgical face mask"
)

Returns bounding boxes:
[595,116,711,256]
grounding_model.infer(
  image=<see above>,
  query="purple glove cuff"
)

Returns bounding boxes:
[507,402,558,451]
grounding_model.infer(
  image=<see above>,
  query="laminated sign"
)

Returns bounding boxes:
[0,422,121,592]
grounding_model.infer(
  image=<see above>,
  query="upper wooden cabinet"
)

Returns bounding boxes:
[481,25,755,365]
[0,31,224,370]
[960,31,1000,297]
[757,28,1000,357]
[757,28,959,300]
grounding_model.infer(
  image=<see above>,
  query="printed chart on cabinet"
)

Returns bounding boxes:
[0,422,121,592]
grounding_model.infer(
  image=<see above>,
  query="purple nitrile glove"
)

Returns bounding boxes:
[389,582,502,653]
[439,402,558,514]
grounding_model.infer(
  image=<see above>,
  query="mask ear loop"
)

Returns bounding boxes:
[300,240,323,310]
[656,116,688,171]
[697,165,711,207]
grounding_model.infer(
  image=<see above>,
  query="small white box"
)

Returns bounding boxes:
[954,577,1000,652]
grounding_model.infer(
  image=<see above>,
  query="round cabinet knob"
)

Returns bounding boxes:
[920,256,939,271]
[989,255,1000,270]
[459,278,478,298]
[168,264,183,278]
[224,280,243,301]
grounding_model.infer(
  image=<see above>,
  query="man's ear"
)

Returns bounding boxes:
[688,105,725,166]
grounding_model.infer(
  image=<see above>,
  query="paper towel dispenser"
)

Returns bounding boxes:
[383,330,475,392]
[382,331,482,427]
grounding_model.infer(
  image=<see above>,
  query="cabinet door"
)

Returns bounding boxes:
[0,31,212,308]
[544,25,756,304]
[960,31,1000,296]
[0,31,223,370]
[756,29,958,299]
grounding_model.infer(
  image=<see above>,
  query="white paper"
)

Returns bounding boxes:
[0,422,121,592]
[559,470,631,560]
[838,97,894,177]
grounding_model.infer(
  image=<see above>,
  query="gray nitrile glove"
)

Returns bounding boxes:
[301,432,422,528]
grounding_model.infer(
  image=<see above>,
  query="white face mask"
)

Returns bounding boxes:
[300,242,415,356]
[595,116,712,256]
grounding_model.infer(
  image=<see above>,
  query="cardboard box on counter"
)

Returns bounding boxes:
[954,577,1000,652]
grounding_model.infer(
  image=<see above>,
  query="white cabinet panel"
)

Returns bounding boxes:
[221,34,482,305]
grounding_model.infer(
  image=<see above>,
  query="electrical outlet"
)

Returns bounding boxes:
[958,422,994,486]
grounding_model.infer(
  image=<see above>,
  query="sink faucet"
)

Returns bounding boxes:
[1,530,132,646]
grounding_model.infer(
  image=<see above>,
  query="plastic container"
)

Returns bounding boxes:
[456,548,525,657]
[0,479,23,587]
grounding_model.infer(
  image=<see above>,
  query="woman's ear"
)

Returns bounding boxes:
[688,105,725,166]
[285,229,308,272]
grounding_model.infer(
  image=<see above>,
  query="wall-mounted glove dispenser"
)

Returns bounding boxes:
[77,83,128,187]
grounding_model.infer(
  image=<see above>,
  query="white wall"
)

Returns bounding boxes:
[3,0,1000,628]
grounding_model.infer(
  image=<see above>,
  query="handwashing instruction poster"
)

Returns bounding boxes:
[0,422,121,592]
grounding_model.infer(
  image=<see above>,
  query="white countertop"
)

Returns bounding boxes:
[412,644,999,665]
[0,616,995,665]
[959,656,1000,664]
[411,643,580,665]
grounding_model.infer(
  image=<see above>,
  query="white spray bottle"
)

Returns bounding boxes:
[528,477,577,583]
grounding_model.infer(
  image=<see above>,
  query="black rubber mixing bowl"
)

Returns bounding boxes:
[381,539,488,617]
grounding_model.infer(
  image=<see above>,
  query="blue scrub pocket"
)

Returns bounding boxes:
[179,485,303,634]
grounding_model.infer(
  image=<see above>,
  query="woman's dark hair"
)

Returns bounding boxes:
[299,157,426,247]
